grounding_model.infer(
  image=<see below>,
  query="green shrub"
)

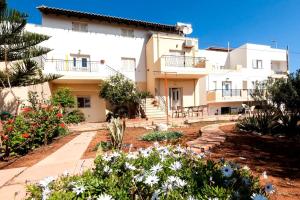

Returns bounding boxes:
[141,131,183,141]
[51,88,76,108]
[26,145,271,199]
[108,117,125,150]
[64,109,85,124]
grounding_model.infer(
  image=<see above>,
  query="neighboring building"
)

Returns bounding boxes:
[6,6,287,122]
[201,44,288,115]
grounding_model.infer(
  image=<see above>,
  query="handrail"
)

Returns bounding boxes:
[162,55,206,67]
[155,88,167,113]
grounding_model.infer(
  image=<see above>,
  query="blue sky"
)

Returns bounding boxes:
[7,0,300,72]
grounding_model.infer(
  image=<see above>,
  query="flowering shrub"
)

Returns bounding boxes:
[141,131,183,141]
[0,104,67,158]
[26,145,272,200]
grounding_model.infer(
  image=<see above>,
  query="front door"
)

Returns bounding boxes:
[222,81,232,97]
[170,88,182,109]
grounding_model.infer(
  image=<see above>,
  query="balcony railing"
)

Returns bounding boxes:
[207,89,255,102]
[162,55,206,68]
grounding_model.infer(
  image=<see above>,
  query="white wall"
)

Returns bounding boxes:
[26,14,152,83]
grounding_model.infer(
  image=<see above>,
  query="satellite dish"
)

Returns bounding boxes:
[182,26,193,35]
[176,22,193,35]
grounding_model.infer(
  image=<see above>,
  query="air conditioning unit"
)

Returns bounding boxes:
[184,39,194,48]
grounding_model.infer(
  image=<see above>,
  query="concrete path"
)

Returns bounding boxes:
[0,131,96,200]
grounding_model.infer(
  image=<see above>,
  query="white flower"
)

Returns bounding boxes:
[111,152,120,158]
[134,174,144,182]
[187,196,196,200]
[39,176,55,188]
[144,175,159,187]
[125,162,136,170]
[264,183,275,194]
[103,154,112,162]
[174,177,187,188]
[126,153,138,160]
[97,193,114,200]
[63,170,69,176]
[221,165,233,177]
[242,165,250,171]
[42,187,51,200]
[159,154,166,162]
[169,161,182,171]
[261,171,268,179]
[153,142,160,148]
[150,163,163,174]
[197,153,205,159]
[72,185,85,195]
[162,182,173,192]
[251,193,268,200]
[103,165,112,174]
[140,149,151,157]
[151,190,160,200]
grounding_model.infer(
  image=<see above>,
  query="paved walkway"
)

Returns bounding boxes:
[0,131,96,200]
[187,123,235,154]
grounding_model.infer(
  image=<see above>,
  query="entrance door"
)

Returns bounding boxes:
[222,81,232,97]
[170,88,182,109]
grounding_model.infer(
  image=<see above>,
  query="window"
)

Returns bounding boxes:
[121,58,136,71]
[77,97,91,108]
[252,59,263,69]
[121,28,134,37]
[73,58,77,67]
[82,58,87,68]
[72,22,88,32]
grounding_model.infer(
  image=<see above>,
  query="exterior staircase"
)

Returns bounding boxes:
[142,98,167,124]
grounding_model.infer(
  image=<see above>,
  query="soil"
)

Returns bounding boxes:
[81,121,227,159]
[0,132,80,170]
[211,124,300,200]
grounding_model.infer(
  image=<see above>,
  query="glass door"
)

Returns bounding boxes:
[222,81,232,97]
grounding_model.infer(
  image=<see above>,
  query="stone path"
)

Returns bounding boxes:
[187,123,235,154]
[0,131,96,200]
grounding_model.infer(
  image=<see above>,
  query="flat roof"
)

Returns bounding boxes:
[37,6,180,34]
[206,46,234,52]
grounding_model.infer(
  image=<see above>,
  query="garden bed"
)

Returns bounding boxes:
[82,121,225,159]
[211,124,300,200]
[0,132,80,170]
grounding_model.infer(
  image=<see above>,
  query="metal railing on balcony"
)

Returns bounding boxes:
[162,55,206,68]
[207,89,255,102]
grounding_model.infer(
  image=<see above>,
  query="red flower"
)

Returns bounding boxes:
[59,123,65,128]
[22,133,30,139]
[21,107,32,113]
[2,135,9,141]
[56,113,63,118]
[6,126,13,132]
[7,119,14,124]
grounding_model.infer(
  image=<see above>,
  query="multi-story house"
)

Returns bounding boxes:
[16,6,287,122]
[201,44,288,115]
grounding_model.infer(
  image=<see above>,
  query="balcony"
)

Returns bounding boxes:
[154,55,207,78]
[207,89,254,103]
[41,58,122,81]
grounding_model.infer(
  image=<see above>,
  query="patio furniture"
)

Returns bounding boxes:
[191,106,204,117]
[171,106,178,118]
[177,106,187,118]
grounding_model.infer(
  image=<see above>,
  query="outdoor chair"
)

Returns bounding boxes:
[171,106,178,118]
[192,106,204,117]
[176,106,187,118]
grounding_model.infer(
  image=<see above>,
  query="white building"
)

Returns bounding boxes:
[15,6,288,121]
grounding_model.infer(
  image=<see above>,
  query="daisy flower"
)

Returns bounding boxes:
[39,176,55,188]
[103,165,112,174]
[150,163,163,174]
[151,190,160,200]
[221,165,233,177]
[251,193,268,200]
[126,153,138,160]
[144,175,159,187]
[169,161,182,171]
[72,185,85,195]
[265,183,275,194]
[97,193,114,200]
[125,162,136,170]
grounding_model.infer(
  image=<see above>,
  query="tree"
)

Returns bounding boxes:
[51,88,76,109]
[100,74,146,118]
[0,0,60,89]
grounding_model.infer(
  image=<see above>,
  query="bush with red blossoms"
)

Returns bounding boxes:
[0,103,68,159]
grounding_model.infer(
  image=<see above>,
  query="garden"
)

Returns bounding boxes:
[0,88,85,168]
